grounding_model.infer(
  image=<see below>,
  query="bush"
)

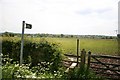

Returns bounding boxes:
[62,67,106,80]
[2,40,13,57]
[2,39,63,73]
[2,40,21,61]
[2,62,37,79]
[2,57,63,79]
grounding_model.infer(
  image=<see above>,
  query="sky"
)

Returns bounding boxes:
[0,0,120,36]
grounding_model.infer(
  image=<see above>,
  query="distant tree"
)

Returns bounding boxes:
[2,32,14,37]
[60,34,64,38]
[109,36,113,39]
[3,32,9,37]
[70,35,73,38]
[10,33,14,37]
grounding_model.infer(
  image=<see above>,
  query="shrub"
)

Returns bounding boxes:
[2,39,63,73]
[62,67,106,80]
[2,63,36,79]
[2,40,13,57]
[28,40,62,73]
[2,40,21,61]
[2,57,63,79]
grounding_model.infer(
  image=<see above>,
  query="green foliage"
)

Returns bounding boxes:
[2,32,15,37]
[2,40,21,61]
[2,40,13,56]
[2,63,34,79]
[2,57,63,79]
[2,37,118,55]
[2,60,105,80]
[2,37,117,79]
[62,67,105,80]
[2,38,63,73]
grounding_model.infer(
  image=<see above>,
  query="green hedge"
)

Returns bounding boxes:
[2,39,62,72]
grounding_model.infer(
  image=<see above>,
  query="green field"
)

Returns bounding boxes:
[45,38,118,55]
[2,37,118,55]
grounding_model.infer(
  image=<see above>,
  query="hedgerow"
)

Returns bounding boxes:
[2,38,63,73]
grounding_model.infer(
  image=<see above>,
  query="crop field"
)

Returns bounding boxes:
[2,37,118,56]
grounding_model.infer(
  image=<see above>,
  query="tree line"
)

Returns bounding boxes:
[1,31,117,39]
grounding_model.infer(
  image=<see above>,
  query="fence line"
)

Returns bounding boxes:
[63,49,86,72]
[88,52,120,79]
[63,49,120,79]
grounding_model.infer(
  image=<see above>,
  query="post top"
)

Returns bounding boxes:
[117,34,120,38]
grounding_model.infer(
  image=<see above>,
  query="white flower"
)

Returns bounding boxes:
[32,75,36,78]
[15,64,19,67]
[42,76,45,78]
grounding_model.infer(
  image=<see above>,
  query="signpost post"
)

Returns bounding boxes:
[20,21,32,66]
[118,1,120,57]
[118,1,120,70]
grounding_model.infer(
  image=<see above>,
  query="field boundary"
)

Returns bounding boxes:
[88,52,120,79]
[63,49,120,79]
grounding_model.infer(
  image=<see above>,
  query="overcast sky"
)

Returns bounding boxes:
[0,0,120,36]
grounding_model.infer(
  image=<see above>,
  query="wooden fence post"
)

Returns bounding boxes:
[117,37,120,70]
[87,51,91,71]
[80,49,86,71]
[77,39,79,67]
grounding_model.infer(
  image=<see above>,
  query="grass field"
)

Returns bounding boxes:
[45,38,118,55]
[2,37,118,55]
